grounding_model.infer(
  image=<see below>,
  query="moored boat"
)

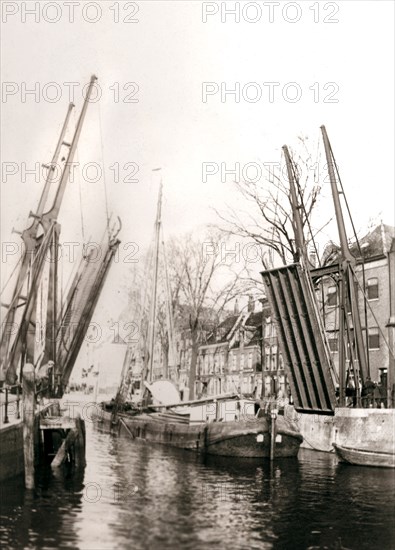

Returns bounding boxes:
[94,394,303,458]
[333,443,395,468]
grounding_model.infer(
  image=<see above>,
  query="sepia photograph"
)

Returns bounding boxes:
[0,1,394,549]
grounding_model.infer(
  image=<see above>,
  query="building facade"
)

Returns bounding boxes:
[316,224,395,395]
[196,304,263,398]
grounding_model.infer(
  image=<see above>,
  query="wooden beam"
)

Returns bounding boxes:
[22,363,36,489]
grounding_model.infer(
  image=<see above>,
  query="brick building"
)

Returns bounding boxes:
[196,297,263,398]
[261,297,288,398]
[315,224,395,388]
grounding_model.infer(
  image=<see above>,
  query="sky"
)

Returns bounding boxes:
[1,0,394,331]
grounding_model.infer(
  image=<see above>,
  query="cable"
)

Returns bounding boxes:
[72,107,86,244]
[98,102,111,239]
[0,254,22,297]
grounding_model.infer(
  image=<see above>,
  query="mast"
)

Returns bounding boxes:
[320,125,369,404]
[42,75,98,224]
[162,231,177,379]
[40,75,98,373]
[0,103,74,376]
[1,76,98,385]
[145,180,163,383]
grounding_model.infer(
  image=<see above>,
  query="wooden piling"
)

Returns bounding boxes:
[74,414,86,468]
[22,363,36,489]
[270,409,277,461]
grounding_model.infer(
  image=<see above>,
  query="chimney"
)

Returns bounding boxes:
[247,295,255,313]
[234,298,239,315]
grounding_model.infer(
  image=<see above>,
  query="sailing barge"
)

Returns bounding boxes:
[96,392,303,458]
[0,75,120,483]
[94,180,302,458]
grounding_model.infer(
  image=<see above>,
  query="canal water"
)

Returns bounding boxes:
[1,399,394,550]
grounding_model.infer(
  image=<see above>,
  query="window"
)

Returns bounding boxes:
[232,354,236,371]
[368,327,380,350]
[214,357,218,373]
[240,353,245,370]
[248,352,253,369]
[264,349,270,371]
[327,285,337,307]
[367,277,379,300]
[328,337,338,352]
[278,353,284,370]
[271,346,277,370]
[265,318,274,338]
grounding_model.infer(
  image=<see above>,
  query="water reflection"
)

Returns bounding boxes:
[0,464,84,549]
[1,423,394,550]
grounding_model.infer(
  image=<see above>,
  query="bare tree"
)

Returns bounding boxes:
[168,228,245,400]
[215,137,331,284]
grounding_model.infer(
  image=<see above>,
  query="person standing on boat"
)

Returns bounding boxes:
[346,378,356,407]
[36,360,54,398]
[373,383,381,408]
[378,382,387,408]
[363,376,375,408]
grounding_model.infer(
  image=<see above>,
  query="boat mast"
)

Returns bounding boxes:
[0,103,74,378]
[162,231,176,379]
[2,76,98,385]
[40,75,98,372]
[321,125,369,405]
[145,180,163,383]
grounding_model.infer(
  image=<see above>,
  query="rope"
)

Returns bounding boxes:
[353,266,395,360]
[98,102,111,239]
[329,140,361,255]
[291,152,321,266]
[0,254,22,297]
[78,180,86,243]
[72,107,86,244]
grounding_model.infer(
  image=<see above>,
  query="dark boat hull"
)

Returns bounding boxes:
[333,443,395,468]
[94,408,302,458]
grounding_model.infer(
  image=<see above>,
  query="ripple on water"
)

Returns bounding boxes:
[1,419,394,550]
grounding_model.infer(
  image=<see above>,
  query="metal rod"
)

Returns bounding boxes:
[338,275,345,406]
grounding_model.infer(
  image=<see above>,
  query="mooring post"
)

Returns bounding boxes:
[4,387,9,424]
[22,363,36,489]
[270,408,278,461]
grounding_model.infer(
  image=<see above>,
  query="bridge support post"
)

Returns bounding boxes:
[22,363,36,489]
